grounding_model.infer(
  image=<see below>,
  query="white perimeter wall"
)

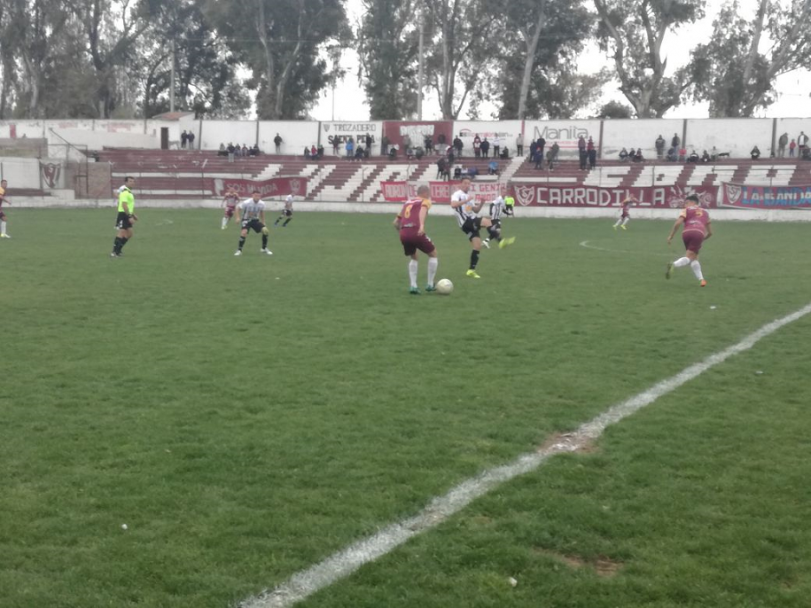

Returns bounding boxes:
[0,158,43,188]
[601,119,684,159]
[685,119,773,158]
[774,118,811,147]
[200,120,258,150]
[259,121,320,156]
[455,121,523,156]
[524,120,601,158]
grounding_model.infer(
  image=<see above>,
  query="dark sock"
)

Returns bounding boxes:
[487,227,501,242]
[470,249,480,269]
[238,236,246,251]
[120,237,129,250]
[274,217,281,225]
[262,234,268,248]
[283,219,291,227]
[112,237,122,253]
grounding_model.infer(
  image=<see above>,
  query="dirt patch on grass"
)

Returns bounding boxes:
[534,548,622,578]
[537,432,599,455]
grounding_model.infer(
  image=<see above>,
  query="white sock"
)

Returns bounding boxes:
[221,217,227,228]
[613,219,621,227]
[690,259,704,281]
[673,257,691,268]
[408,259,418,288]
[0,221,5,234]
[621,217,629,226]
[427,257,438,286]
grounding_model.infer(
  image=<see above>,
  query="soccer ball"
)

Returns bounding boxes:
[436,278,453,295]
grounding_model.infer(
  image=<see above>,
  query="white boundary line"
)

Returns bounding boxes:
[239,302,811,608]
[579,239,670,257]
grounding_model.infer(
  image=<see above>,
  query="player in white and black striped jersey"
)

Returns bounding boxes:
[483,193,509,249]
[450,178,515,279]
[234,191,273,256]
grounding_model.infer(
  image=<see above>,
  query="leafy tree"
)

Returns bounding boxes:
[597,99,633,118]
[357,0,420,120]
[593,0,703,117]
[206,0,350,120]
[687,0,811,117]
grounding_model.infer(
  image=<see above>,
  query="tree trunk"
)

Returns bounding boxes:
[517,0,547,121]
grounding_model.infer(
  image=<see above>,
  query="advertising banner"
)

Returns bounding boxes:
[212,177,308,198]
[320,121,382,148]
[381,181,505,203]
[721,182,811,209]
[509,184,717,208]
[523,120,601,157]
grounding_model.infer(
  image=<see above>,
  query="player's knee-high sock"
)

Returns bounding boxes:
[112,236,122,253]
[470,249,480,269]
[221,217,228,229]
[274,216,282,225]
[673,257,691,268]
[262,234,268,249]
[690,260,704,281]
[427,257,438,286]
[238,236,246,251]
[621,217,629,226]
[487,226,502,242]
[283,218,292,227]
[0,220,6,235]
[408,259,418,288]
[613,218,622,227]
[119,237,129,251]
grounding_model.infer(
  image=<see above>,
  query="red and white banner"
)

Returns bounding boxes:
[381,181,505,203]
[212,177,308,198]
[720,182,811,209]
[510,184,717,208]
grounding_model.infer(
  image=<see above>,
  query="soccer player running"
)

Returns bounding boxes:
[393,184,439,294]
[0,179,11,238]
[483,191,510,249]
[450,178,514,278]
[221,187,240,229]
[613,195,636,230]
[235,191,273,256]
[274,194,294,227]
[111,176,137,257]
[665,194,712,287]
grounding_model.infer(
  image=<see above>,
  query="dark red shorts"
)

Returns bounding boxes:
[400,233,435,256]
[683,231,704,254]
[224,206,236,218]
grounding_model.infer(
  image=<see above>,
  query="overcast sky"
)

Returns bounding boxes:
[311,0,811,121]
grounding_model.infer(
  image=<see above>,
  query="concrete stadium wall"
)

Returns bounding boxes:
[684,119,773,158]
[455,121,523,156]
[524,119,601,158]
[200,120,258,150]
[601,119,684,159]
[0,158,43,188]
[317,121,382,155]
[259,121,321,156]
[774,118,811,150]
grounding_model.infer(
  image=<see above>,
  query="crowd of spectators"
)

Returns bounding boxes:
[217,142,261,161]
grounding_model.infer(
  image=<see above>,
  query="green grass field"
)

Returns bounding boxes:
[1,209,809,608]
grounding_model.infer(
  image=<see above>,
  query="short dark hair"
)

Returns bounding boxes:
[124,176,134,182]
[0,179,6,184]
[252,190,261,194]
[685,194,699,203]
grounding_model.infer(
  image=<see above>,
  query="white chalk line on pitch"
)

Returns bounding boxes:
[238,301,811,608]
[579,239,670,257]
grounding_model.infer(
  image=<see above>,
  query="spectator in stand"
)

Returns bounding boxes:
[751,145,761,160]
[547,142,560,170]
[790,139,797,157]
[533,144,543,170]
[453,134,463,158]
[619,147,629,162]
[655,135,665,159]
[332,137,341,156]
[687,149,700,163]
[437,132,447,151]
[529,139,537,163]
[424,135,433,155]
[467,166,479,179]
[345,137,354,159]
[672,133,681,149]
[187,131,195,149]
[227,143,236,163]
[473,134,482,158]
[304,146,311,159]
[587,137,597,169]
[436,157,448,179]
[317,144,325,159]
[778,132,788,157]
[310,145,317,159]
[798,131,808,153]
[632,148,644,162]
[537,137,546,163]
[241,144,249,157]
[218,143,227,157]
[499,147,510,159]
[667,146,678,162]
[678,146,686,162]
[274,133,283,153]
[516,133,524,157]
[492,135,501,158]
[402,133,412,155]
[181,130,188,148]
[488,159,499,175]
[354,146,365,161]
[701,150,710,163]
[365,133,373,156]
[578,135,587,170]
[481,137,490,159]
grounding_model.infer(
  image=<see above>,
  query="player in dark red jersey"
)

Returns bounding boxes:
[394,184,439,294]
[613,195,636,230]
[665,194,713,287]
[0,179,11,238]
[221,187,239,229]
